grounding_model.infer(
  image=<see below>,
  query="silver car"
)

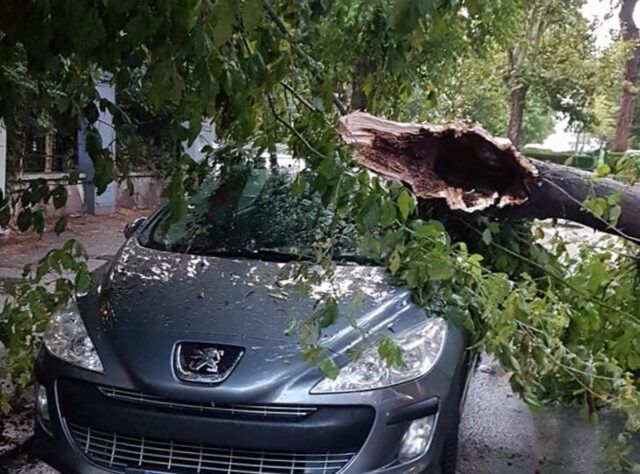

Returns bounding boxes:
[34,164,470,474]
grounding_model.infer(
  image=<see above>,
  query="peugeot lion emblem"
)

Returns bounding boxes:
[175,342,244,383]
[189,347,225,373]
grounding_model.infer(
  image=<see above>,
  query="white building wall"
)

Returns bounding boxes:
[183,119,218,162]
[0,120,6,198]
[94,81,118,214]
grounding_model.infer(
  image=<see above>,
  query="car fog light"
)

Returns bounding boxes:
[36,384,50,422]
[398,415,435,463]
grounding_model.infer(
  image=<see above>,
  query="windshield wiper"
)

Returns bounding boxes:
[186,248,304,263]
[334,253,381,266]
[170,246,380,266]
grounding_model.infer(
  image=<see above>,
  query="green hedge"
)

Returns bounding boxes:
[521,148,625,171]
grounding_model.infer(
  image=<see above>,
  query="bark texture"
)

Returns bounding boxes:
[612,0,640,152]
[507,86,527,148]
[340,112,640,243]
[504,0,551,148]
[351,61,371,111]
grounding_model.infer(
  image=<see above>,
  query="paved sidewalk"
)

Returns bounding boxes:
[0,208,154,473]
[0,208,152,284]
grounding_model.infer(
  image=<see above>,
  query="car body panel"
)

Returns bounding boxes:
[33,222,469,474]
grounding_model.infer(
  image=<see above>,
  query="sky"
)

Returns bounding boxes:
[582,0,618,50]
[540,0,623,151]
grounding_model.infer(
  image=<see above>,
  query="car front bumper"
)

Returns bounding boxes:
[33,330,467,474]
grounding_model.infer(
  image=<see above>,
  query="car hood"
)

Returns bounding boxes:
[82,241,430,401]
[98,240,415,353]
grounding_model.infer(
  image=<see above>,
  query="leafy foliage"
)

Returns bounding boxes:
[0,240,90,413]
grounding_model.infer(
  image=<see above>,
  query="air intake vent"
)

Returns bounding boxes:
[69,423,353,474]
[97,385,316,418]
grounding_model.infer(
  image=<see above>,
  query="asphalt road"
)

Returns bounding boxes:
[3,356,638,474]
[458,359,640,474]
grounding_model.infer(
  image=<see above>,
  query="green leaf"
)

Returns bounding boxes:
[362,74,374,98]
[523,393,541,413]
[380,200,397,228]
[17,209,32,232]
[607,191,622,205]
[389,249,401,275]
[75,269,93,295]
[390,0,421,36]
[609,205,622,225]
[213,0,235,47]
[168,67,184,103]
[93,157,115,195]
[397,189,415,221]
[20,190,32,207]
[292,173,305,196]
[378,335,404,368]
[425,89,437,109]
[51,186,68,210]
[596,164,611,177]
[482,228,493,246]
[85,131,103,159]
[242,0,263,30]
[359,198,380,230]
[168,193,188,223]
[54,216,67,235]
[583,197,607,218]
[31,211,44,235]
[180,0,203,30]
[317,298,339,328]
[425,254,454,280]
[319,358,339,379]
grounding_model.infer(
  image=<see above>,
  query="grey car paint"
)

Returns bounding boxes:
[34,234,468,473]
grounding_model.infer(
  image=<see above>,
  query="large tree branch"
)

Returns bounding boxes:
[339,112,640,244]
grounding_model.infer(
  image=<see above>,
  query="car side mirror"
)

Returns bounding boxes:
[124,217,147,239]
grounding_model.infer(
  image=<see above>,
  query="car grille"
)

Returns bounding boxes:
[68,423,354,474]
[97,385,317,418]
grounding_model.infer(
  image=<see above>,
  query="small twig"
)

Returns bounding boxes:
[281,82,321,113]
[263,1,348,117]
[267,95,326,160]
[332,94,348,116]
[263,0,290,36]
[462,220,640,325]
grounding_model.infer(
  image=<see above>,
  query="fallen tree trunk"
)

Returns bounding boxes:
[339,112,640,244]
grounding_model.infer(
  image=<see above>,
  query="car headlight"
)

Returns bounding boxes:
[43,301,104,373]
[312,317,447,393]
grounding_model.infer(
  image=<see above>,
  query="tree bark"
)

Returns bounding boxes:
[496,160,640,241]
[507,85,527,148]
[612,0,640,152]
[504,1,551,148]
[339,112,640,244]
[351,61,371,111]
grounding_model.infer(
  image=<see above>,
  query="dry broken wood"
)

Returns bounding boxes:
[339,112,640,244]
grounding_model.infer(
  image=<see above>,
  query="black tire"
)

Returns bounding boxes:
[440,412,460,474]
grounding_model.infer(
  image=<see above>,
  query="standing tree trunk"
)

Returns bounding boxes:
[504,0,553,148]
[351,61,371,111]
[612,0,640,152]
[507,85,528,147]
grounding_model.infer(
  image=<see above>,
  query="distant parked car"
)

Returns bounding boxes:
[33,160,470,474]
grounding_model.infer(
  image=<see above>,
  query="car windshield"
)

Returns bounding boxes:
[145,165,375,264]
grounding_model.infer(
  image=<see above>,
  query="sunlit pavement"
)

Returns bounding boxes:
[3,356,638,474]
